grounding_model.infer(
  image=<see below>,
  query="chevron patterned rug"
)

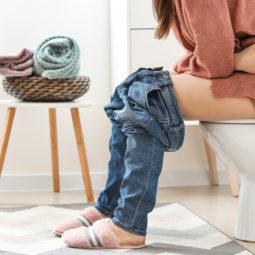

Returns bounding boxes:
[0,202,253,255]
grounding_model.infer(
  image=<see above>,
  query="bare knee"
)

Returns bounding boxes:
[169,70,178,75]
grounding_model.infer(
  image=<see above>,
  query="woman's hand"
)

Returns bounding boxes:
[234,44,255,74]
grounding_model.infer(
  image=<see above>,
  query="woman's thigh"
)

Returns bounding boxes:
[169,72,255,121]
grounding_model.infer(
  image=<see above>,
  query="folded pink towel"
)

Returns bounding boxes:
[0,48,34,77]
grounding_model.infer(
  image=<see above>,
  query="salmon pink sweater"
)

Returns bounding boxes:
[171,0,255,107]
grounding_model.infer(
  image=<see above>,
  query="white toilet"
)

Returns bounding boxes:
[199,119,255,242]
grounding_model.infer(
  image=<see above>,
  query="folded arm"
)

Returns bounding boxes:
[234,44,255,74]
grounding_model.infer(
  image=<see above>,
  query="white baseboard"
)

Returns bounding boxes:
[0,168,239,191]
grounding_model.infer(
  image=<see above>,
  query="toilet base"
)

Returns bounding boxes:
[234,177,255,242]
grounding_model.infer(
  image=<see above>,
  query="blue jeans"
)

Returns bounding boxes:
[95,67,185,236]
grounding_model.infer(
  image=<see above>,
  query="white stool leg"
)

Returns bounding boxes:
[0,107,16,176]
[71,108,94,202]
[49,108,60,192]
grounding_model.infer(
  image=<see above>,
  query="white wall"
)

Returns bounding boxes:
[0,0,111,175]
[0,0,228,191]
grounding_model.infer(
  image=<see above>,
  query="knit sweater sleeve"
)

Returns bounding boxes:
[173,0,236,79]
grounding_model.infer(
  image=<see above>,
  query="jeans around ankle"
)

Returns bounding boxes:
[95,67,185,236]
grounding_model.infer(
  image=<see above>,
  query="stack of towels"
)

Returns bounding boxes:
[0,48,34,77]
[0,35,80,80]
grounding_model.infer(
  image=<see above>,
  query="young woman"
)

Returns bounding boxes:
[53,0,255,249]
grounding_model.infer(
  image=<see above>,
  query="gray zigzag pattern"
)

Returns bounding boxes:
[0,230,56,245]
[33,241,252,255]
[147,224,217,238]
[0,251,21,255]
[0,203,253,255]
[0,225,217,245]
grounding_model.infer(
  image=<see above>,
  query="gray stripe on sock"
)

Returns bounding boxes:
[85,228,95,247]
[82,215,92,225]
[88,226,99,247]
[76,215,91,227]
[92,227,103,247]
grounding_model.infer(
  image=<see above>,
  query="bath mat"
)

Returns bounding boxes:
[0,202,253,255]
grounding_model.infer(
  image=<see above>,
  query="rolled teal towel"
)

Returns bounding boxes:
[33,35,80,79]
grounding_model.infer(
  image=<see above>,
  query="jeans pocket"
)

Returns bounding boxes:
[163,121,185,151]
[169,121,185,132]
[145,87,166,117]
[171,122,185,151]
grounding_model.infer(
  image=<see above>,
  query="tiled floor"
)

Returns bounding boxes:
[0,185,254,253]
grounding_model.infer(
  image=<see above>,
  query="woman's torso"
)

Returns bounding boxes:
[173,0,255,53]
[228,0,255,51]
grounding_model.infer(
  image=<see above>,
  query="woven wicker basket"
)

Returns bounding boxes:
[2,75,90,102]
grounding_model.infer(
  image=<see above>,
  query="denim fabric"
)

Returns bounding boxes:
[95,67,185,236]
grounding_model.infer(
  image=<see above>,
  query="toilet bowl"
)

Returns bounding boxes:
[199,118,255,242]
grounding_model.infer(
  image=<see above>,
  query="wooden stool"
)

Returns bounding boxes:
[0,99,95,202]
[203,137,240,197]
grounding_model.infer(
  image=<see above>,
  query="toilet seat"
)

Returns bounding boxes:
[200,119,255,124]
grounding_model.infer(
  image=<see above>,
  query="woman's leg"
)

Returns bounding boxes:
[169,72,255,121]
[108,70,181,246]
[95,120,127,217]
[95,84,128,217]
[110,71,255,246]
[110,125,165,246]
